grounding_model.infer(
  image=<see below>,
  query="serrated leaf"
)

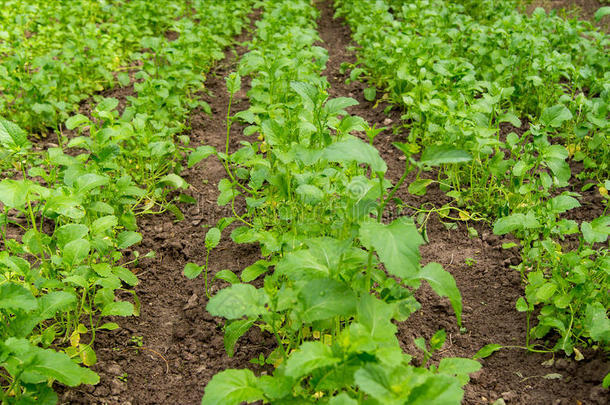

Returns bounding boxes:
[296,184,324,205]
[408,179,433,196]
[516,297,529,312]
[205,227,221,250]
[363,87,376,101]
[584,302,610,344]
[207,284,268,319]
[189,145,216,168]
[324,97,359,115]
[329,393,358,405]
[54,224,89,248]
[549,195,580,214]
[91,215,118,234]
[540,105,572,128]
[581,216,610,244]
[214,269,240,284]
[0,116,29,149]
[65,114,90,130]
[241,260,271,282]
[225,72,242,95]
[201,369,263,405]
[299,279,358,322]
[38,291,76,319]
[473,344,502,359]
[63,239,90,267]
[493,212,540,235]
[100,301,134,317]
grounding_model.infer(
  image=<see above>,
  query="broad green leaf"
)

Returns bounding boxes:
[205,227,221,250]
[214,269,241,284]
[357,294,397,343]
[113,266,138,286]
[241,260,271,282]
[65,114,90,130]
[516,297,528,312]
[354,365,394,403]
[75,173,109,193]
[299,279,357,322]
[5,338,99,386]
[184,263,203,279]
[473,344,502,359]
[493,212,540,235]
[406,374,462,404]
[549,195,580,214]
[38,291,76,319]
[540,105,572,128]
[363,87,376,101]
[408,179,433,196]
[224,319,256,357]
[581,216,610,244]
[101,301,134,316]
[201,369,263,405]
[324,97,359,115]
[95,98,119,113]
[54,224,89,248]
[323,136,387,174]
[359,217,423,282]
[584,302,610,343]
[189,145,216,168]
[535,282,557,302]
[45,195,85,219]
[0,283,37,311]
[594,7,610,22]
[275,250,330,281]
[63,239,90,267]
[603,372,610,388]
[158,174,188,189]
[296,184,324,205]
[284,341,341,379]
[0,116,29,149]
[420,145,472,166]
[91,215,118,234]
[420,263,462,326]
[117,231,142,249]
[225,72,242,95]
[0,179,30,208]
[290,81,318,106]
[207,284,268,319]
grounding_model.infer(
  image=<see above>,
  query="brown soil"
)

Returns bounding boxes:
[60,1,609,405]
[526,0,610,31]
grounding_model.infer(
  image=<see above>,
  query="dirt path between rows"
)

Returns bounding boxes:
[62,1,608,404]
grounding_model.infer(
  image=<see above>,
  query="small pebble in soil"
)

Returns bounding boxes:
[501,391,518,402]
[110,379,127,395]
[106,363,123,376]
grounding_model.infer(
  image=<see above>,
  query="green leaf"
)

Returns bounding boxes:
[291,81,318,106]
[75,173,109,193]
[603,372,610,388]
[207,284,268,319]
[549,195,580,214]
[299,279,358,322]
[101,301,134,317]
[473,344,502,359]
[65,114,90,130]
[420,263,462,326]
[158,174,188,189]
[225,72,242,95]
[493,212,540,235]
[359,217,424,282]
[324,97,359,115]
[408,179,434,196]
[95,98,119,113]
[420,145,472,166]
[357,294,397,343]
[0,116,29,149]
[594,6,610,22]
[323,136,387,174]
[54,224,89,248]
[241,260,271,283]
[539,105,573,128]
[91,215,118,234]
[184,263,203,279]
[37,291,76,319]
[329,393,358,405]
[117,231,142,249]
[214,269,241,284]
[584,302,610,344]
[62,239,90,267]
[296,184,324,205]
[189,145,216,168]
[363,87,376,101]
[113,266,138,286]
[581,216,610,244]
[205,227,221,250]
[516,297,528,312]
[535,283,557,302]
[0,179,30,208]
[224,319,256,357]
[284,341,341,379]
[201,369,263,405]
[0,283,37,311]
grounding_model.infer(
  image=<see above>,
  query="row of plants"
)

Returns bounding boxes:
[334,0,609,386]
[0,2,256,402]
[0,0,191,132]
[191,1,484,403]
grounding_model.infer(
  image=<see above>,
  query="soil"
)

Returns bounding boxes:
[59,1,609,405]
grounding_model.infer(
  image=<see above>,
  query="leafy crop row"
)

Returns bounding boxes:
[334,0,609,384]
[190,1,483,403]
[0,2,255,402]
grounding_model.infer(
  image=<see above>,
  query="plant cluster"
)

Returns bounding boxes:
[0,1,255,402]
[189,1,481,403]
[334,0,609,383]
